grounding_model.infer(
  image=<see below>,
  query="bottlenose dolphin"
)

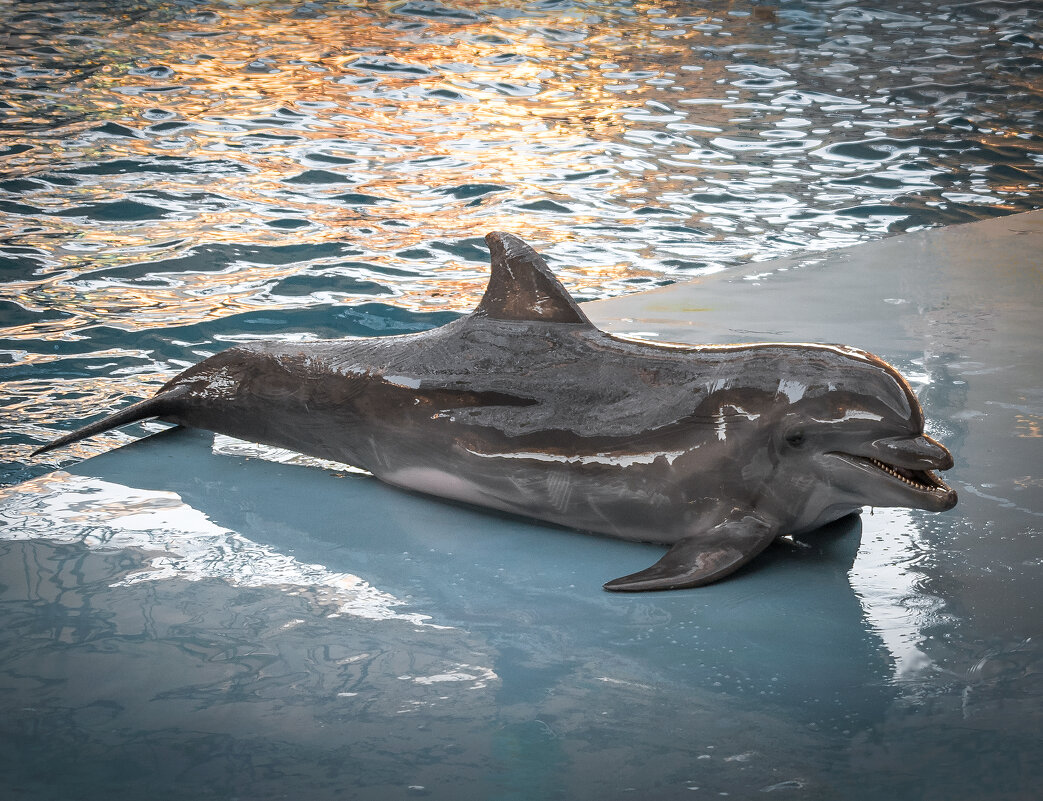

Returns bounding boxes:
[34,232,957,591]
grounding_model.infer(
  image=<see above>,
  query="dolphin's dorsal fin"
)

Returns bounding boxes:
[475,232,592,325]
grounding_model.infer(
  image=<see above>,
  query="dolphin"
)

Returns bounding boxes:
[33,232,957,591]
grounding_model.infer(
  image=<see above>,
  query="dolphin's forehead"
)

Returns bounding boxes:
[769,345,920,426]
[655,342,920,428]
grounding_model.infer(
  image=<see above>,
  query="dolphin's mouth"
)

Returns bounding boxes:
[859,456,951,494]
[836,453,957,509]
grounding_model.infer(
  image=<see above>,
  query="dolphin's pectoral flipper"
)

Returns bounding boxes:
[603,515,777,592]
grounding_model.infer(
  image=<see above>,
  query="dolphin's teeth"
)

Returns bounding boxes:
[868,456,933,491]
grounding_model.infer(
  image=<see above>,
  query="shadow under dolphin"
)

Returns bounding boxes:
[63,425,896,726]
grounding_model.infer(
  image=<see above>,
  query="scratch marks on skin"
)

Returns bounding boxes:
[464,449,687,468]
[368,436,394,471]
[545,470,574,513]
[195,367,239,400]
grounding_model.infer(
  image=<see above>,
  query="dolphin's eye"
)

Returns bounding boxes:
[785,430,806,448]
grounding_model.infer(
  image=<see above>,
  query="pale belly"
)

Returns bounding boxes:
[380,457,695,545]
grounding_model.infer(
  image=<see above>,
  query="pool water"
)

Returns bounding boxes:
[0,2,1041,799]
[2,0,1041,483]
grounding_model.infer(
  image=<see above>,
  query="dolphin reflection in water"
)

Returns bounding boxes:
[35,232,957,591]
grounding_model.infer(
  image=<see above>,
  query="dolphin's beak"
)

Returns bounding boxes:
[871,434,954,471]
[831,433,957,512]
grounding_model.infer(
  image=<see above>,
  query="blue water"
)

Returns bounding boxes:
[3,0,1042,484]
[1,1,1041,799]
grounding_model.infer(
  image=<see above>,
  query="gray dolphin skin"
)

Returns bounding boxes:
[34,232,957,591]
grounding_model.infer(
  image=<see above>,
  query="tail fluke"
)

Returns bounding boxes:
[31,386,188,457]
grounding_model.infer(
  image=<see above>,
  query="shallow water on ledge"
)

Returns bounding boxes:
[1,0,1042,483]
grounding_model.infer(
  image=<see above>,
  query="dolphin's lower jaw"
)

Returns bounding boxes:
[829,452,958,511]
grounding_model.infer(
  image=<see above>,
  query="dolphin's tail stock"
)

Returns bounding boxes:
[31,385,189,457]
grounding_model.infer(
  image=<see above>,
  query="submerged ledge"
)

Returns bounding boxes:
[587,209,1043,353]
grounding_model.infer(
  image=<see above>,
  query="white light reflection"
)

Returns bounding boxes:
[211,433,372,473]
[0,471,435,627]
[849,506,943,680]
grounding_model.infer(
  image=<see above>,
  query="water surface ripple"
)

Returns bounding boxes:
[1,0,1041,482]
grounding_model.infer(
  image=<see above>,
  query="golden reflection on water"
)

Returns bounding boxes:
[5,0,757,330]
[1,373,170,470]
[2,0,1040,341]
[1014,413,1042,438]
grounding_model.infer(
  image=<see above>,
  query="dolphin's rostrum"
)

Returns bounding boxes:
[34,232,957,591]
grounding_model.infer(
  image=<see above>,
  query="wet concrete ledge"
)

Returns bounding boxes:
[1,211,1040,800]
[586,209,1043,355]
[587,208,1043,647]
